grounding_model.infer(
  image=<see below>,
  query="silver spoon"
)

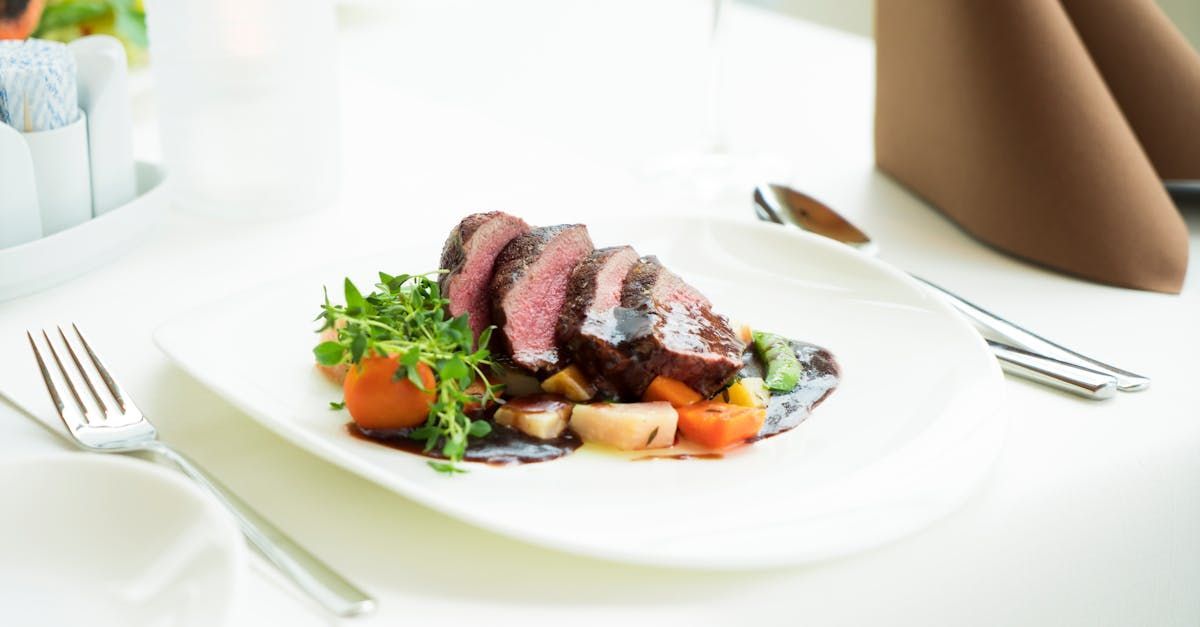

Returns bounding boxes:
[753,183,1144,399]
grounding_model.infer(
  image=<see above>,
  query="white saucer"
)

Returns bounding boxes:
[0,453,245,627]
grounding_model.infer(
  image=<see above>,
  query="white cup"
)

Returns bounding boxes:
[144,0,341,220]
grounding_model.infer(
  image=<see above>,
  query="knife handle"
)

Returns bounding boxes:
[989,340,1117,400]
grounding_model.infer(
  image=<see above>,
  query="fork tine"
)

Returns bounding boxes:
[41,329,93,424]
[72,323,128,414]
[58,326,109,418]
[28,331,68,421]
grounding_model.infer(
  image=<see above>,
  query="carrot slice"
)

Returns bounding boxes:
[642,376,704,407]
[677,401,766,449]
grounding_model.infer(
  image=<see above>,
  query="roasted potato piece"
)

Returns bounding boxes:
[540,365,596,402]
[731,319,754,345]
[494,395,574,440]
[569,402,677,450]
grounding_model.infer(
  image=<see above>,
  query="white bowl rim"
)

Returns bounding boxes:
[0,451,247,625]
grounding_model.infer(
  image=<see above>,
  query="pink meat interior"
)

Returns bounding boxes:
[502,231,594,361]
[447,219,528,338]
[589,248,640,314]
[653,269,736,357]
[654,268,711,310]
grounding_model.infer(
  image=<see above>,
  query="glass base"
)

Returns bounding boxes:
[637,147,791,214]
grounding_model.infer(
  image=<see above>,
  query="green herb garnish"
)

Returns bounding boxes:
[328,400,346,410]
[314,272,501,474]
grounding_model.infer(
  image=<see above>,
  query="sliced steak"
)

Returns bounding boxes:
[491,224,595,372]
[556,246,643,396]
[438,211,531,340]
[619,256,744,397]
[561,255,745,398]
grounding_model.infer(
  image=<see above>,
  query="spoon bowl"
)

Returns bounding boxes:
[754,183,877,254]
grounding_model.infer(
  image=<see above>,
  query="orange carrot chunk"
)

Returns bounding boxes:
[642,376,704,407]
[343,357,436,430]
[677,401,766,449]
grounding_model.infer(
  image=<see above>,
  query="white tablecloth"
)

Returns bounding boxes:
[1,2,1197,625]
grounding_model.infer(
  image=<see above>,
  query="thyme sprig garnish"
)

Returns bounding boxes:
[314,272,501,474]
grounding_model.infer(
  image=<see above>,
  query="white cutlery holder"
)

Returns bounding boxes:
[0,161,167,302]
[0,35,137,248]
[19,113,93,235]
[71,35,137,216]
[0,36,166,302]
[0,123,41,248]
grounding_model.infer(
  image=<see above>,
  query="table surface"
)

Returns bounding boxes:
[2,2,1198,625]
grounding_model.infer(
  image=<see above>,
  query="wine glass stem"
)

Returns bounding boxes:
[707,0,730,154]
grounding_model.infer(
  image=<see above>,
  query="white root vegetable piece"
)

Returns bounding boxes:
[569,402,678,450]
[731,319,753,345]
[494,395,574,440]
[540,365,596,402]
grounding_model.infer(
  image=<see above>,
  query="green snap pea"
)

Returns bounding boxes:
[752,331,801,392]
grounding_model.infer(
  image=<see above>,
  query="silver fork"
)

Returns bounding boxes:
[28,324,376,618]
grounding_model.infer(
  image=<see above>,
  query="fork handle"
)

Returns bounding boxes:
[142,441,375,617]
[911,276,1150,392]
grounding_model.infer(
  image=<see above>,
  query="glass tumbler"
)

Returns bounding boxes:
[145,0,340,219]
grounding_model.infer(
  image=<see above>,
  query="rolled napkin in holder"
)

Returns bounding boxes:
[875,0,1195,294]
[0,37,76,131]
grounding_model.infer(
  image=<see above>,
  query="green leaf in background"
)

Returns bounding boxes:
[33,1,109,35]
[112,3,147,48]
[32,0,148,61]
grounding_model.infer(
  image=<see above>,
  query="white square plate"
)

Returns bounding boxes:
[155,217,1005,569]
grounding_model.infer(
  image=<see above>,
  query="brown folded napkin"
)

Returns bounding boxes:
[875,0,1195,293]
